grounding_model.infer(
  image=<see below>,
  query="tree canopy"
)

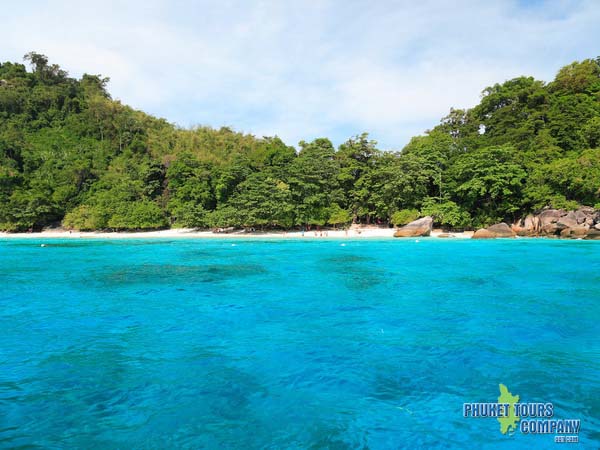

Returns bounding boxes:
[1,53,599,231]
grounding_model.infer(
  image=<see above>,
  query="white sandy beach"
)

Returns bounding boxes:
[0,227,473,239]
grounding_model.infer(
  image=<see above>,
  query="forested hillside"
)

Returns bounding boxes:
[1,53,599,231]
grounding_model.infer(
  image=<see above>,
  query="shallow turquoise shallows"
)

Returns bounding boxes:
[0,238,598,449]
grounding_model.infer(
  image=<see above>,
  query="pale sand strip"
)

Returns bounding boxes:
[0,228,473,239]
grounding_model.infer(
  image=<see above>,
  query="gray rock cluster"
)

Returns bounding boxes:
[472,223,515,239]
[394,209,600,240]
[512,208,600,239]
[393,216,433,237]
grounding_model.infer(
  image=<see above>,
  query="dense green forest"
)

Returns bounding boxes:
[1,53,599,231]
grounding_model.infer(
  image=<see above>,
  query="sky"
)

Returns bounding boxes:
[2,0,599,150]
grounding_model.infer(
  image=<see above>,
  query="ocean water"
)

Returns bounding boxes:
[0,238,598,449]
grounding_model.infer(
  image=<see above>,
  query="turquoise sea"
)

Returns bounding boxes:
[0,238,598,448]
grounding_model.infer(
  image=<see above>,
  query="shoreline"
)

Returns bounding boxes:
[0,228,474,240]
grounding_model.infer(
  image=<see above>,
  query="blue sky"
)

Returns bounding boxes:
[2,0,599,150]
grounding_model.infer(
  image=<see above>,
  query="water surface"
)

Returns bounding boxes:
[0,238,598,448]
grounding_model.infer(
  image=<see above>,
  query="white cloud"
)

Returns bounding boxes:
[2,0,599,149]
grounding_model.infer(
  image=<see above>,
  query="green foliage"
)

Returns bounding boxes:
[420,198,471,228]
[208,206,240,228]
[64,201,167,230]
[446,145,526,221]
[0,53,598,231]
[327,204,352,227]
[544,149,600,205]
[169,202,208,228]
[165,153,214,227]
[106,201,167,230]
[289,138,341,226]
[474,77,549,149]
[582,117,600,148]
[228,173,294,228]
[550,59,600,94]
[63,204,109,230]
[548,196,581,211]
[336,133,380,222]
[390,209,419,226]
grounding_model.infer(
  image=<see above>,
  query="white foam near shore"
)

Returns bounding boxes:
[0,228,473,239]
